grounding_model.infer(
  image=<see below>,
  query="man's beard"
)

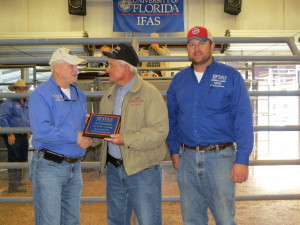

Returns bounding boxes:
[190,54,211,66]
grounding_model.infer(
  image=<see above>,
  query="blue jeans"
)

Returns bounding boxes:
[30,150,82,225]
[4,134,28,190]
[106,162,162,225]
[177,146,236,225]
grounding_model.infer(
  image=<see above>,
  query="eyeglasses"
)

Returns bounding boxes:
[58,85,79,101]
[187,41,207,49]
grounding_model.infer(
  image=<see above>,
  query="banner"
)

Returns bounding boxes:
[113,0,184,33]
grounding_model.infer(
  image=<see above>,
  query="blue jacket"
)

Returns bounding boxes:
[29,77,87,157]
[166,60,254,165]
[0,99,30,134]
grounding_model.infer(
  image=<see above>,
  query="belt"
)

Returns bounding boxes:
[40,149,83,163]
[107,153,123,168]
[14,133,27,136]
[181,142,233,152]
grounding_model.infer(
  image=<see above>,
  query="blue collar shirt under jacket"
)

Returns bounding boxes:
[166,60,254,165]
[29,77,87,157]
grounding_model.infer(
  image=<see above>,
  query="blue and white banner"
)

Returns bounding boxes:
[113,0,184,33]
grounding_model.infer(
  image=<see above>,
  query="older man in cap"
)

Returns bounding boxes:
[0,79,30,193]
[98,43,168,225]
[29,48,93,225]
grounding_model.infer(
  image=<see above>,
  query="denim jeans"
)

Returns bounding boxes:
[106,162,162,225]
[177,146,236,225]
[30,150,82,225]
[4,134,28,189]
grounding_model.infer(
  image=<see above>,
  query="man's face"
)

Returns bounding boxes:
[55,62,79,86]
[187,39,215,66]
[106,59,127,85]
[14,87,27,93]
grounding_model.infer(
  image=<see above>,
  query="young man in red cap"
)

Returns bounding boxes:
[167,26,254,224]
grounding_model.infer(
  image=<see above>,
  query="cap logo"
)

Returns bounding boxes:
[192,28,200,35]
[113,46,121,54]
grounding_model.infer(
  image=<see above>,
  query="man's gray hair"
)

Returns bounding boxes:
[118,60,138,75]
[50,60,64,73]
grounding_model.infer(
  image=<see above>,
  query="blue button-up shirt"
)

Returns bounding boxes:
[0,99,30,135]
[29,77,87,157]
[167,60,254,165]
[108,76,136,159]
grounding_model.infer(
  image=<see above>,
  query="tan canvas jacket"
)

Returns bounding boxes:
[99,75,169,176]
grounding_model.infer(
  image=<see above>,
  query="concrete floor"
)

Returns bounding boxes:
[1,165,300,225]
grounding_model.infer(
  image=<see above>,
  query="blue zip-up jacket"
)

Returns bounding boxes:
[0,99,30,135]
[166,60,254,165]
[29,77,87,157]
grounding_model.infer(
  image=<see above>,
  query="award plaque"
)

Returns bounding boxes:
[83,114,121,138]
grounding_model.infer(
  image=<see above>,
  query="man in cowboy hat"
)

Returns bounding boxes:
[0,79,31,192]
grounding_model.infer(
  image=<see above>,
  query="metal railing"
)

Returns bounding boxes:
[0,37,300,225]
[0,36,299,65]
[1,160,300,204]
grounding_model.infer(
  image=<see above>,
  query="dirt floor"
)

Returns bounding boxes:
[1,166,300,225]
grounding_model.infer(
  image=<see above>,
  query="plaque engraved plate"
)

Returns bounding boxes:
[83,114,121,138]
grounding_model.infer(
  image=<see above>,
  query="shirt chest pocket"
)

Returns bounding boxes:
[124,101,145,130]
[13,106,23,116]
[204,87,230,111]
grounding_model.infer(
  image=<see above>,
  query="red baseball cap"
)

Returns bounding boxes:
[187,26,212,43]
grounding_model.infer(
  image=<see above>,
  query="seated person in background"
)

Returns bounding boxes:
[98,45,112,68]
[139,33,170,77]
[93,45,112,77]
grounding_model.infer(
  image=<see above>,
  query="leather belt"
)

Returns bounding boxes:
[14,133,27,136]
[40,149,83,163]
[62,157,82,163]
[181,142,233,152]
[107,153,123,168]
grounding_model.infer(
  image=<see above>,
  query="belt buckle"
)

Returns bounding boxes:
[196,146,204,153]
[116,160,122,167]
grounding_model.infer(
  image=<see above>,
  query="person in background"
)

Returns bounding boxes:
[99,43,169,225]
[0,79,31,193]
[167,26,254,224]
[29,48,93,225]
[99,45,112,68]
[93,45,112,77]
[139,33,170,77]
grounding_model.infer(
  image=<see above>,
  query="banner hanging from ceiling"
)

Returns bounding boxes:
[113,0,184,33]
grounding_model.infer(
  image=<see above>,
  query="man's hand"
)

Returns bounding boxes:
[104,134,124,146]
[8,134,16,146]
[77,132,93,150]
[27,133,32,140]
[171,154,179,170]
[229,163,249,183]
